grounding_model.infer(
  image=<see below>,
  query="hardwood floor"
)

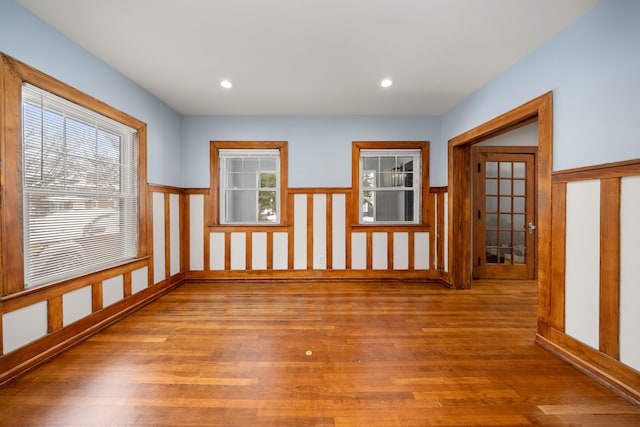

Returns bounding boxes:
[0,281,638,426]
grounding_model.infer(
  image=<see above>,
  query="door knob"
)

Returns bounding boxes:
[528,222,536,234]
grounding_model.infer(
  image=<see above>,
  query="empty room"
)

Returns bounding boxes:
[1,0,639,425]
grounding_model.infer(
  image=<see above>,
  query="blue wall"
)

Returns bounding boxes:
[4,0,639,189]
[181,115,441,188]
[442,0,640,174]
[0,0,183,186]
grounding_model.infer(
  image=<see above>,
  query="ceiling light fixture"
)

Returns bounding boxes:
[380,78,393,88]
[220,80,233,89]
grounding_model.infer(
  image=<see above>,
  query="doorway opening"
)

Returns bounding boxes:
[447,92,553,334]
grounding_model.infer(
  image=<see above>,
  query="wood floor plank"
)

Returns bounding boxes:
[0,280,638,426]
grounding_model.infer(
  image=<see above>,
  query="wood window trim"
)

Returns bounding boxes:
[0,53,148,296]
[208,141,289,227]
[351,141,430,227]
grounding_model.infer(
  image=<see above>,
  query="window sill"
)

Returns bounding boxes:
[208,224,290,232]
[350,223,432,232]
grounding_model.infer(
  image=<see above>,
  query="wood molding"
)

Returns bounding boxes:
[185,269,442,282]
[1,258,150,313]
[0,273,183,386]
[147,183,184,194]
[447,91,553,296]
[351,141,430,226]
[208,141,289,227]
[549,182,567,331]
[599,178,621,359]
[537,332,640,407]
[47,296,63,333]
[552,158,640,183]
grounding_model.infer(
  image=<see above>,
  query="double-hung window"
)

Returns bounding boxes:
[218,147,282,224]
[353,141,429,225]
[22,83,139,288]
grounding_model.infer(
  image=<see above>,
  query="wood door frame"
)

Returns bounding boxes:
[448,92,553,334]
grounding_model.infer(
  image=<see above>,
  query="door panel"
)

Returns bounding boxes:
[472,147,536,279]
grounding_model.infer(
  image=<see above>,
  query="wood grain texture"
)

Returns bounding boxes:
[1,280,638,426]
[599,178,621,359]
[549,182,567,331]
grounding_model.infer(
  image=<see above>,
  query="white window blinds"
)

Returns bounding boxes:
[22,83,139,288]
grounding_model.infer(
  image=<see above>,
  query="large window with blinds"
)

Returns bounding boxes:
[22,83,139,288]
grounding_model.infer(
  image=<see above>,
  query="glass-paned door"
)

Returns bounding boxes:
[472,147,536,279]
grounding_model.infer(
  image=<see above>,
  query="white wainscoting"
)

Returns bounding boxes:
[62,286,92,326]
[293,194,307,270]
[189,194,205,271]
[564,180,601,350]
[152,192,166,284]
[273,232,288,270]
[332,194,347,269]
[620,175,640,371]
[103,275,124,307]
[313,194,327,269]
[2,302,48,354]
[169,194,181,276]
[189,190,446,275]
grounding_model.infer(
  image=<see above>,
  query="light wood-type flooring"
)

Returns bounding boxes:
[1,281,639,426]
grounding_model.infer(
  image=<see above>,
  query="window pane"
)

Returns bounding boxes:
[514,197,525,212]
[486,214,498,229]
[379,172,396,188]
[513,180,525,196]
[486,230,498,246]
[260,172,276,189]
[227,172,243,188]
[226,190,256,223]
[513,162,526,178]
[486,162,498,178]
[499,196,511,213]
[258,190,277,222]
[242,172,257,188]
[514,214,525,230]
[499,179,512,195]
[244,157,259,172]
[362,190,374,222]
[499,162,512,178]
[362,171,375,189]
[500,231,511,247]
[486,196,498,212]
[363,157,378,171]
[374,190,413,222]
[486,248,498,263]
[227,158,243,173]
[260,157,276,171]
[499,214,512,229]
[380,156,395,172]
[486,179,498,195]
[500,249,512,264]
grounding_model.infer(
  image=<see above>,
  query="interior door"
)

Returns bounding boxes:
[472,147,536,279]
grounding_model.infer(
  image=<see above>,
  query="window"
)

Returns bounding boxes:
[210,141,288,225]
[22,83,139,288]
[353,142,429,225]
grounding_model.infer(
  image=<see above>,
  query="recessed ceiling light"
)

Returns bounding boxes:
[220,80,233,89]
[380,78,393,88]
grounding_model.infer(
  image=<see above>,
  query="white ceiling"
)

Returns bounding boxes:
[18,0,600,116]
